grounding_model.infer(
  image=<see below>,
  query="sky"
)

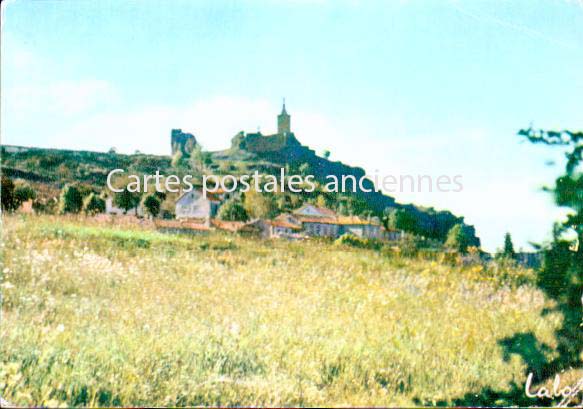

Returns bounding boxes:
[2,0,583,251]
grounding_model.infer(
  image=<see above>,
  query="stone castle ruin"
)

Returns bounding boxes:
[171,129,197,156]
[230,101,304,153]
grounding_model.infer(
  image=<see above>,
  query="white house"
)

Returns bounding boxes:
[175,189,226,220]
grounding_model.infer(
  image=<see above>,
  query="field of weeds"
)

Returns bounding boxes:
[0,215,560,406]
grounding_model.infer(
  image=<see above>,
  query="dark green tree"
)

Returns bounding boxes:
[444,223,472,253]
[59,184,83,214]
[1,176,16,211]
[385,208,418,233]
[502,232,516,259]
[142,194,161,218]
[518,127,582,378]
[83,193,106,215]
[113,189,141,214]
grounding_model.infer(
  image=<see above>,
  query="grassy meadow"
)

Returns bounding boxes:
[0,215,561,407]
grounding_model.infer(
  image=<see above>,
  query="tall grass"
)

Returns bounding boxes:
[0,215,560,407]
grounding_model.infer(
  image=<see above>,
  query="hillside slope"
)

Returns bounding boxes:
[0,215,552,407]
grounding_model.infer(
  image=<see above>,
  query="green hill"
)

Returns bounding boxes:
[1,135,479,246]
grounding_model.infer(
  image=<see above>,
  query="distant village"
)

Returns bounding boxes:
[101,102,405,242]
[105,188,404,242]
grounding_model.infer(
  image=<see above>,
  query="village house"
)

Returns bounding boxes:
[266,214,304,238]
[168,189,403,242]
[292,204,340,237]
[381,226,404,242]
[175,188,231,221]
[337,215,382,239]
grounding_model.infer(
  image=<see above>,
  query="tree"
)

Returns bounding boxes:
[444,223,472,253]
[83,193,106,215]
[385,208,418,233]
[518,128,582,260]
[217,197,248,221]
[322,150,331,160]
[315,194,327,208]
[113,189,141,214]
[502,232,516,259]
[190,145,213,173]
[59,184,83,214]
[13,182,36,208]
[298,162,311,177]
[275,193,293,213]
[244,190,278,219]
[142,194,161,218]
[171,151,184,168]
[1,176,16,211]
[518,127,582,376]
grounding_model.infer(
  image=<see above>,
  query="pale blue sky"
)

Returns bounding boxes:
[2,0,583,251]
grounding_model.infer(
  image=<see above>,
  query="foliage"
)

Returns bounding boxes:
[82,193,106,215]
[243,190,277,219]
[190,145,213,173]
[113,189,141,213]
[1,176,16,211]
[13,182,37,208]
[518,128,582,256]
[171,151,184,168]
[334,233,381,250]
[58,184,83,214]
[217,197,249,221]
[444,223,473,254]
[142,194,161,218]
[385,208,418,232]
[298,162,311,177]
[517,127,583,381]
[502,232,516,259]
[315,194,327,208]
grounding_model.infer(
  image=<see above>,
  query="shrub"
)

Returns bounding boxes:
[83,193,106,215]
[32,197,58,214]
[334,233,380,250]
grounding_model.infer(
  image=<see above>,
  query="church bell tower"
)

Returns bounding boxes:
[277,99,291,135]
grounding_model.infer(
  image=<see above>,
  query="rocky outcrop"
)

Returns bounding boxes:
[171,129,197,156]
